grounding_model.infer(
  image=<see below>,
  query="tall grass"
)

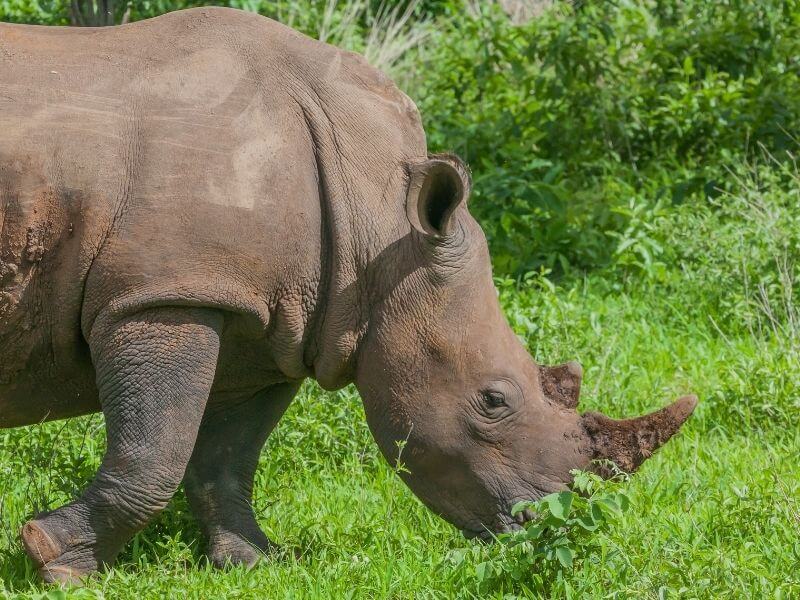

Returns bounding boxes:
[264,0,430,76]
[362,1,429,75]
[729,149,800,358]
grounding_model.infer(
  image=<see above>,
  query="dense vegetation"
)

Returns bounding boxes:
[1,0,798,597]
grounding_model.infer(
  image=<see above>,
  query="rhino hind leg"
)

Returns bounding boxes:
[20,307,223,584]
[184,382,299,568]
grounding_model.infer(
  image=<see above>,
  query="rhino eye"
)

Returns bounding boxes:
[482,390,507,409]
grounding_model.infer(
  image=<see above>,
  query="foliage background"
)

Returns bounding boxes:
[1,0,799,597]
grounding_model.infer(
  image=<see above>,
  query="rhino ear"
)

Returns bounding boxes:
[406,154,470,238]
[540,361,583,409]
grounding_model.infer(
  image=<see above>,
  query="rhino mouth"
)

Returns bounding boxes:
[461,526,510,542]
[461,508,536,541]
[461,522,525,542]
[459,489,547,541]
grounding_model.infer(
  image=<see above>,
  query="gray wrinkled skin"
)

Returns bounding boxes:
[0,8,696,583]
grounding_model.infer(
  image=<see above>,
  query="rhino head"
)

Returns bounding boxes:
[355,154,696,538]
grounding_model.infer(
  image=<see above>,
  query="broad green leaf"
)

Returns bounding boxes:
[575,513,600,531]
[447,548,467,566]
[556,546,574,569]
[597,496,622,516]
[544,491,574,520]
[544,512,567,528]
[591,502,605,524]
[511,500,535,516]
[525,523,545,540]
[475,561,490,583]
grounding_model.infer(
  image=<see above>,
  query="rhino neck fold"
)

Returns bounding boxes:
[290,68,428,391]
[297,95,371,391]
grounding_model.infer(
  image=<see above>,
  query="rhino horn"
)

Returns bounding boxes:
[580,395,698,474]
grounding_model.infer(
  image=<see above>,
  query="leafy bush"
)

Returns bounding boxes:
[444,469,632,597]
[649,148,800,333]
[411,0,800,275]
[0,0,441,58]
[0,0,67,23]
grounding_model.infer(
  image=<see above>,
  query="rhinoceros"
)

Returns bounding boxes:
[0,7,696,584]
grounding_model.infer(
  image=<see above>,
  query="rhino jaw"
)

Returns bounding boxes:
[580,395,698,474]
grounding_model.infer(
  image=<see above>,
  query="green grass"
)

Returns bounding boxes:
[1,269,798,598]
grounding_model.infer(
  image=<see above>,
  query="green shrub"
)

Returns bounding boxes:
[412,0,800,275]
[0,0,67,23]
[443,469,633,597]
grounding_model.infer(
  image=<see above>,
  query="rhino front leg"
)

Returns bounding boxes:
[184,381,299,568]
[20,307,222,584]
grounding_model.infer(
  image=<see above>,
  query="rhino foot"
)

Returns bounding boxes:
[20,519,99,585]
[206,531,281,569]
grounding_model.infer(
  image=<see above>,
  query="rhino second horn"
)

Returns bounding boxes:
[540,361,583,409]
[580,395,698,474]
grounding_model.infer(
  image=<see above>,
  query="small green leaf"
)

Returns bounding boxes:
[683,55,695,76]
[552,534,570,546]
[511,500,535,516]
[545,491,574,520]
[591,501,605,524]
[597,496,621,516]
[544,512,567,528]
[556,546,574,569]
[448,548,467,566]
[525,523,545,540]
[575,514,599,531]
